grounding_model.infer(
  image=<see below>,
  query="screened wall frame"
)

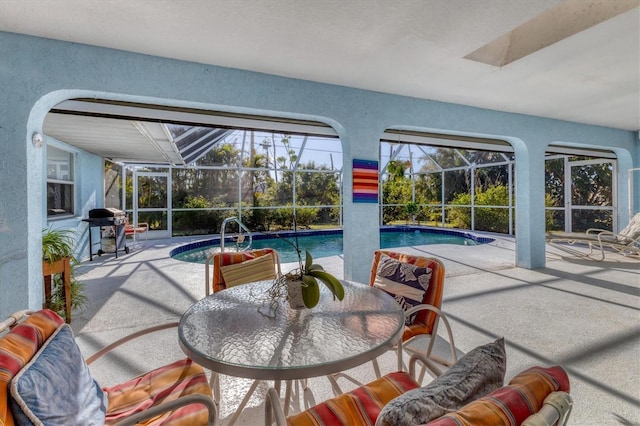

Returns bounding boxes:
[544,152,617,233]
[110,128,344,237]
[379,133,516,235]
[378,131,619,237]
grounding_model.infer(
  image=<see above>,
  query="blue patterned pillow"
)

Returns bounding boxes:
[9,324,107,425]
[374,253,432,324]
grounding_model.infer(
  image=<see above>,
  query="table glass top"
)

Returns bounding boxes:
[179,280,403,380]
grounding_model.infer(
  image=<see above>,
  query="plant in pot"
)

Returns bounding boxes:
[263,217,344,311]
[281,249,344,309]
[42,228,87,320]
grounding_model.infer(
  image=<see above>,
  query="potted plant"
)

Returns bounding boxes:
[266,217,344,310]
[282,250,344,309]
[42,228,87,321]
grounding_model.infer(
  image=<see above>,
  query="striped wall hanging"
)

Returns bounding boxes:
[353,159,379,203]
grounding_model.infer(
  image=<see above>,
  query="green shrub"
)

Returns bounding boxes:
[172,196,226,235]
[449,185,510,233]
[295,207,319,228]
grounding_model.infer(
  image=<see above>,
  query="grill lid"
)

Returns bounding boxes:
[89,208,125,218]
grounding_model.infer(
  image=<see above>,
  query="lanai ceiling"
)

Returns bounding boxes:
[1,0,638,164]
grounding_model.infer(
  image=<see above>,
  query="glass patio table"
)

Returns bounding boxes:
[178,279,404,422]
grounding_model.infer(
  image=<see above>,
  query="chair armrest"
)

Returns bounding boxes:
[589,229,632,245]
[0,310,33,333]
[114,393,218,426]
[86,322,178,365]
[404,304,458,373]
[521,391,573,426]
[595,231,616,244]
[408,352,441,379]
[585,228,609,235]
[125,223,148,231]
[264,387,288,426]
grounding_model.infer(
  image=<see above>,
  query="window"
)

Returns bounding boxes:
[47,146,75,217]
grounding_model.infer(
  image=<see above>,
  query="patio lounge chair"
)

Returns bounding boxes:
[0,309,217,425]
[546,212,640,260]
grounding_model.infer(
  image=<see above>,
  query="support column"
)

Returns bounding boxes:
[341,125,384,283]
[514,141,547,269]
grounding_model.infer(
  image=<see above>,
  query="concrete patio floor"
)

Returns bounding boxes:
[71,233,640,425]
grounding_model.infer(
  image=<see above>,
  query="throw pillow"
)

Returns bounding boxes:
[373,253,431,324]
[220,252,276,287]
[9,324,107,425]
[376,338,506,426]
[425,365,570,426]
[0,310,64,426]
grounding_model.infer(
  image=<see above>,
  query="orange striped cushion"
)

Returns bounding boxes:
[426,366,570,426]
[213,249,276,292]
[0,310,64,426]
[220,252,276,287]
[287,371,420,426]
[103,358,213,426]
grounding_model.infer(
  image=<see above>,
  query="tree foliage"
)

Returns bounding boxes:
[448,185,510,233]
[169,135,341,234]
[112,137,615,237]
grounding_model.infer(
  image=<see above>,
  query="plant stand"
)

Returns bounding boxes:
[42,258,72,323]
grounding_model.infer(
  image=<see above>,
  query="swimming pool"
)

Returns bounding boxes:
[170,227,494,264]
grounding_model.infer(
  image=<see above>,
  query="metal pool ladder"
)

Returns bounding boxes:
[219,216,252,252]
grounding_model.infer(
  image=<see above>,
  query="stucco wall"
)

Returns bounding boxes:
[0,32,636,318]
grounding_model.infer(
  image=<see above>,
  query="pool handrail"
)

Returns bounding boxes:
[220,216,253,253]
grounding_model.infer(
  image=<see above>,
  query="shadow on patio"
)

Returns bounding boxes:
[71,236,639,425]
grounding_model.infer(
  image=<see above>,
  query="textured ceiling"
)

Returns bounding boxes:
[1,0,638,133]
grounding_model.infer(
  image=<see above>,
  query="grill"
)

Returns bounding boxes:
[88,208,126,225]
[83,208,129,260]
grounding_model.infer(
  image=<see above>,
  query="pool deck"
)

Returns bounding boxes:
[71,232,639,425]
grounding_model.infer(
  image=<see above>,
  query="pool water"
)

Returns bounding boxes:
[171,228,493,264]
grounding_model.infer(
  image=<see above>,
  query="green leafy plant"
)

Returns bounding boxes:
[269,216,344,309]
[42,227,75,263]
[285,250,344,309]
[449,185,511,233]
[42,228,88,318]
